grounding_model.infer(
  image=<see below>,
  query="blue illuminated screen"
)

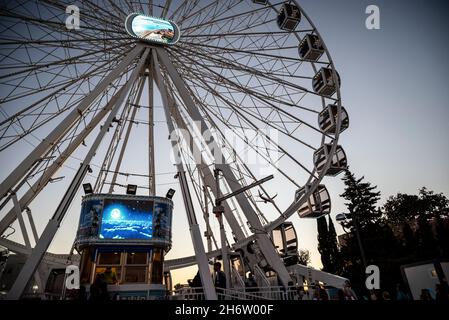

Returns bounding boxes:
[99,199,153,240]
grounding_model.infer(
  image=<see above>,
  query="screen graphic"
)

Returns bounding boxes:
[125,14,180,45]
[77,199,102,239]
[99,199,153,240]
[153,202,172,242]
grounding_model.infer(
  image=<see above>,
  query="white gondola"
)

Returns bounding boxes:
[312,67,341,97]
[272,222,298,266]
[318,104,350,135]
[252,0,268,4]
[295,184,331,219]
[313,144,348,176]
[277,3,301,31]
[298,34,324,61]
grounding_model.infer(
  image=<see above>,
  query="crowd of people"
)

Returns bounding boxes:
[187,268,449,302]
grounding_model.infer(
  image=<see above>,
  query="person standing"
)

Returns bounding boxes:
[213,262,227,299]
[435,284,449,301]
[245,273,258,293]
[343,280,358,300]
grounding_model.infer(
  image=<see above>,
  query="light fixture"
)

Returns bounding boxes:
[166,188,176,199]
[82,183,93,195]
[126,184,137,195]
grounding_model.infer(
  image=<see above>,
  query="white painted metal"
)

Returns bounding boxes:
[0,87,126,235]
[108,77,147,193]
[0,46,144,201]
[147,64,156,196]
[160,77,247,242]
[152,50,217,300]
[6,48,149,299]
[157,48,293,287]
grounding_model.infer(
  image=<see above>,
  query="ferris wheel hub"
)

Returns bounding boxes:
[125,13,181,45]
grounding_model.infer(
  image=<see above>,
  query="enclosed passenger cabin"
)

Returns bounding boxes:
[277,3,301,31]
[252,0,268,4]
[318,104,349,135]
[312,68,341,97]
[74,194,173,300]
[272,222,299,266]
[295,184,331,219]
[313,144,348,176]
[299,34,325,61]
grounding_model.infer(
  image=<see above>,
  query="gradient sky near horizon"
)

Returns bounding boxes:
[1,0,449,286]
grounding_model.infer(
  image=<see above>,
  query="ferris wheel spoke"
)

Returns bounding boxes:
[178,0,243,29]
[181,1,283,35]
[80,0,124,22]
[171,48,333,139]
[0,62,133,151]
[94,84,138,193]
[0,45,133,130]
[0,10,118,36]
[0,42,131,85]
[186,77,321,166]
[175,47,337,108]
[181,93,293,216]
[174,84,307,189]
[180,41,330,69]
[168,60,318,179]
[40,0,125,30]
[173,44,316,91]
[169,0,201,22]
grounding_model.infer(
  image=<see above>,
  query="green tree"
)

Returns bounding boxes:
[383,194,420,225]
[384,187,449,224]
[416,216,438,259]
[317,215,332,272]
[317,215,343,274]
[434,215,449,257]
[340,169,381,229]
[384,187,449,259]
[400,222,417,257]
[327,215,342,274]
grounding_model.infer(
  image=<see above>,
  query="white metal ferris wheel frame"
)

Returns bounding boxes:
[0,0,345,300]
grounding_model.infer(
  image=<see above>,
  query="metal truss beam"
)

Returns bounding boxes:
[0,45,143,201]
[152,50,217,300]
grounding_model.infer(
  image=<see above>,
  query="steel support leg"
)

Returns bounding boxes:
[153,51,217,300]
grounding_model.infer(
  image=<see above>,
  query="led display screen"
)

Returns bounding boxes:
[125,14,180,45]
[77,198,102,240]
[99,199,153,240]
[153,202,172,241]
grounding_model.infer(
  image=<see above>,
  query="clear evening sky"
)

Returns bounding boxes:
[1,0,448,285]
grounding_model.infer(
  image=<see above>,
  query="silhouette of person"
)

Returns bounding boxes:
[90,273,109,301]
[245,273,258,293]
[187,271,203,300]
[213,262,226,289]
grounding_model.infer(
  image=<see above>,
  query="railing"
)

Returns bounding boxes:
[230,267,245,289]
[171,286,299,300]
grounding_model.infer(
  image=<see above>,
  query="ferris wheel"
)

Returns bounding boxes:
[0,0,349,300]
